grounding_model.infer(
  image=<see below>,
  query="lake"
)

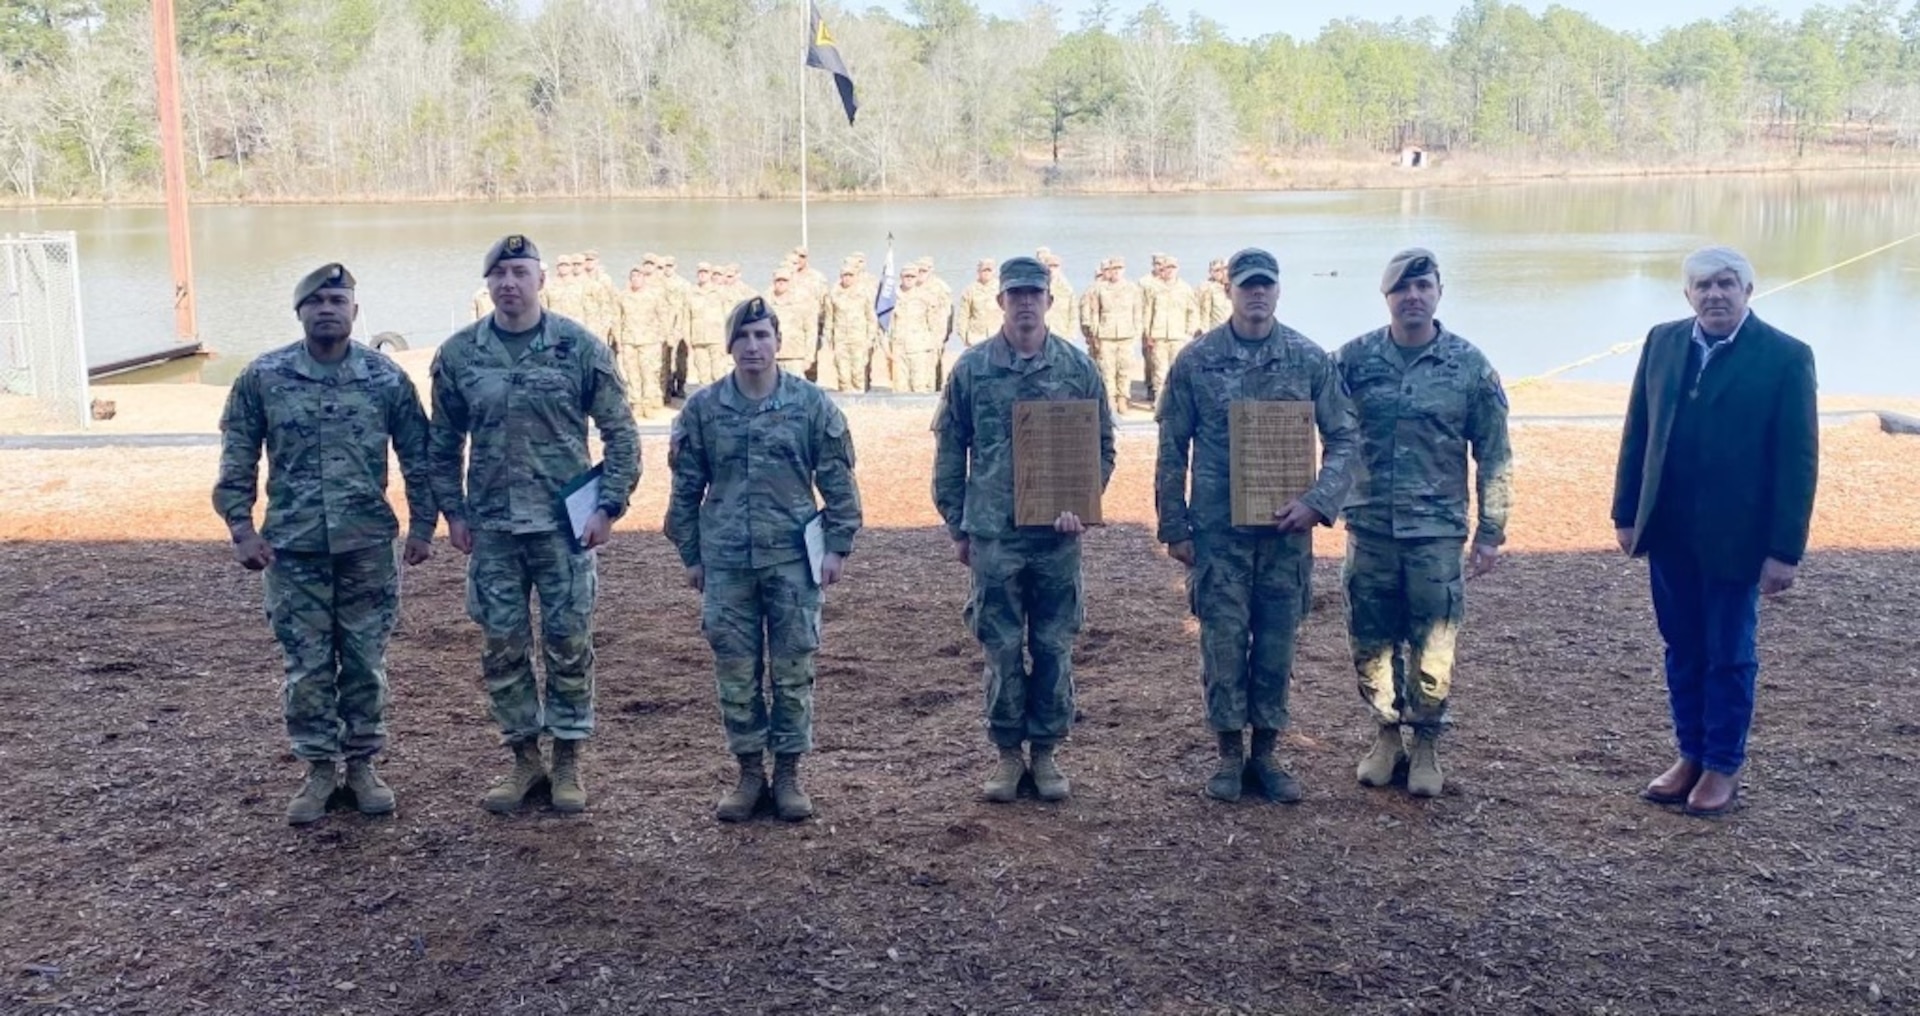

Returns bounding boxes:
[9,170,1918,393]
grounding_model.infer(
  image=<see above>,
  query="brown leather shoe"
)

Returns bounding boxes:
[1641,758,1702,805]
[1684,770,1740,817]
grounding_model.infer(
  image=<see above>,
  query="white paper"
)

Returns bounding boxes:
[564,473,603,548]
[804,513,826,586]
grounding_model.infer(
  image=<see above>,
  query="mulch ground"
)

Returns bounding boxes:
[2,412,1917,1014]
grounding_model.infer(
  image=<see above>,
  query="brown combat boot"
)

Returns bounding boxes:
[287,760,338,826]
[1246,728,1303,803]
[1356,724,1407,788]
[1030,744,1070,802]
[982,746,1026,803]
[716,753,766,823]
[772,753,814,821]
[482,741,547,814]
[344,757,395,815]
[1206,731,1244,802]
[1406,731,1444,798]
[550,739,588,813]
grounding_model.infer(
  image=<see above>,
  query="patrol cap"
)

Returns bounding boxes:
[1034,246,1053,259]
[1150,252,1167,265]
[641,252,660,265]
[661,255,678,268]
[1110,256,1126,270]
[1381,247,1441,294]
[1162,254,1180,268]
[773,267,793,281]
[1209,257,1228,271]
[483,234,541,275]
[791,245,809,257]
[292,262,354,311]
[976,258,994,271]
[725,296,780,348]
[696,261,713,272]
[1227,248,1280,286]
[913,257,932,269]
[584,249,600,259]
[999,256,1051,294]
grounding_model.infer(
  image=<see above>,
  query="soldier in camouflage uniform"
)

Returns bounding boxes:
[1077,260,1105,349]
[1156,247,1358,804]
[1196,258,1232,332]
[545,256,584,321]
[1091,256,1144,416]
[891,267,943,393]
[472,286,494,322]
[957,259,1001,345]
[1333,248,1511,798]
[660,255,694,398]
[1035,248,1077,340]
[686,264,731,388]
[1143,255,1200,406]
[214,263,436,825]
[766,267,822,378]
[668,296,864,823]
[614,257,680,418]
[825,261,880,392]
[934,256,1116,804]
[791,245,830,300]
[578,251,620,342]
[429,234,641,815]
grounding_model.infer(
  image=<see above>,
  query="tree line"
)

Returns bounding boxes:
[3,0,1919,202]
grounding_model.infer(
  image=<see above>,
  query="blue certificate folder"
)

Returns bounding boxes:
[557,463,605,552]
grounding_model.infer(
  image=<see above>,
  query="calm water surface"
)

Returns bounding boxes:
[8,171,1918,393]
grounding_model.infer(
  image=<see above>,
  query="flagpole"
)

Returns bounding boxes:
[799,0,810,250]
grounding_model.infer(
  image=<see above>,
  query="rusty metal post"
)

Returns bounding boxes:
[151,0,197,342]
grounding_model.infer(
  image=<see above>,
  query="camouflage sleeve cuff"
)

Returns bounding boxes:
[675,542,702,568]
[1473,528,1506,549]
[826,535,855,556]
[1157,524,1192,545]
[946,524,967,542]
[407,520,437,544]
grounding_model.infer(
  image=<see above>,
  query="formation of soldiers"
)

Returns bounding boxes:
[221,234,1526,827]
[470,244,1236,413]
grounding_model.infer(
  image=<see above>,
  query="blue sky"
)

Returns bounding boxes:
[867,0,1830,39]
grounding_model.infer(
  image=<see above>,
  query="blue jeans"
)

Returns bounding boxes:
[1648,549,1760,774]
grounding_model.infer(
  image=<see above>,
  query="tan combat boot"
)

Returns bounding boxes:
[1030,744,1070,802]
[1407,731,1444,798]
[482,741,547,814]
[550,739,588,813]
[1356,724,1407,788]
[982,746,1026,803]
[344,757,396,815]
[1246,728,1302,803]
[287,760,338,826]
[716,753,767,823]
[1206,731,1244,802]
[771,753,814,821]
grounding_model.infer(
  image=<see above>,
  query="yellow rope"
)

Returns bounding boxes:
[1509,229,1920,390]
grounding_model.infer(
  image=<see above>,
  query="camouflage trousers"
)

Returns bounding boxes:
[466,529,598,745]
[1343,530,1465,735]
[264,546,398,761]
[813,343,841,390]
[1144,337,1189,404]
[965,532,1084,748]
[832,338,872,392]
[1091,338,1137,411]
[686,344,730,387]
[617,337,667,416]
[898,348,939,393]
[702,560,821,756]
[775,355,814,385]
[1187,530,1313,733]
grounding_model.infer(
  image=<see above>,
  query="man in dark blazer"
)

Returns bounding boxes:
[1612,246,1819,817]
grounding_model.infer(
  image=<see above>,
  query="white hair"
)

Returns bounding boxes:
[1682,246,1755,289]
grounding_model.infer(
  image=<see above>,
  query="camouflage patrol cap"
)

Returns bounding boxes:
[1381,247,1440,294]
[1150,252,1167,265]
[1161,254,1180,268]
[773,266,793,281]
[483,234,541,275]
[999,256,1051,294]
[725,296,780,348]
[661,255,677,268]
[976,258,994,271]
[1209,257,1228,271]
[641,251,660,265]
[292,262,354,311]
[1034,246,1053,259]
[1227,248,1280,286]
[696,261,713,272]
[839,259,858,275]
[792,245,809,257]
[1110,256,1126,270]
[584,249,601,259]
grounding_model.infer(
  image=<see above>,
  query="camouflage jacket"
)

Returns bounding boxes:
[825,285,880,351]
[1044,275,1077,338]
[933,333,1116,541]
[214,340,435,554]
[614,285,683,349]
[1333,323,1512,545]
[1154,322,1359,543]
[957,282,1002,345]
[891,287,944,352]
[768,290,823,362]
[1144,279,1199,340]
[1196,283,1231,331]
[1093,279,1144,341]
[666,372,862,570]
[688,287,731,348]
[428,314,640,534]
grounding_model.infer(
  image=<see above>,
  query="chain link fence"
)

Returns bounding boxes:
[0,232,87,431]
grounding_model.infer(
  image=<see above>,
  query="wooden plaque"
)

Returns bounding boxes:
[1229,400,1318,527]
[1012,399,1104,527]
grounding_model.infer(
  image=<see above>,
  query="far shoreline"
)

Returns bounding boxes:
[9,154,1920,211]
